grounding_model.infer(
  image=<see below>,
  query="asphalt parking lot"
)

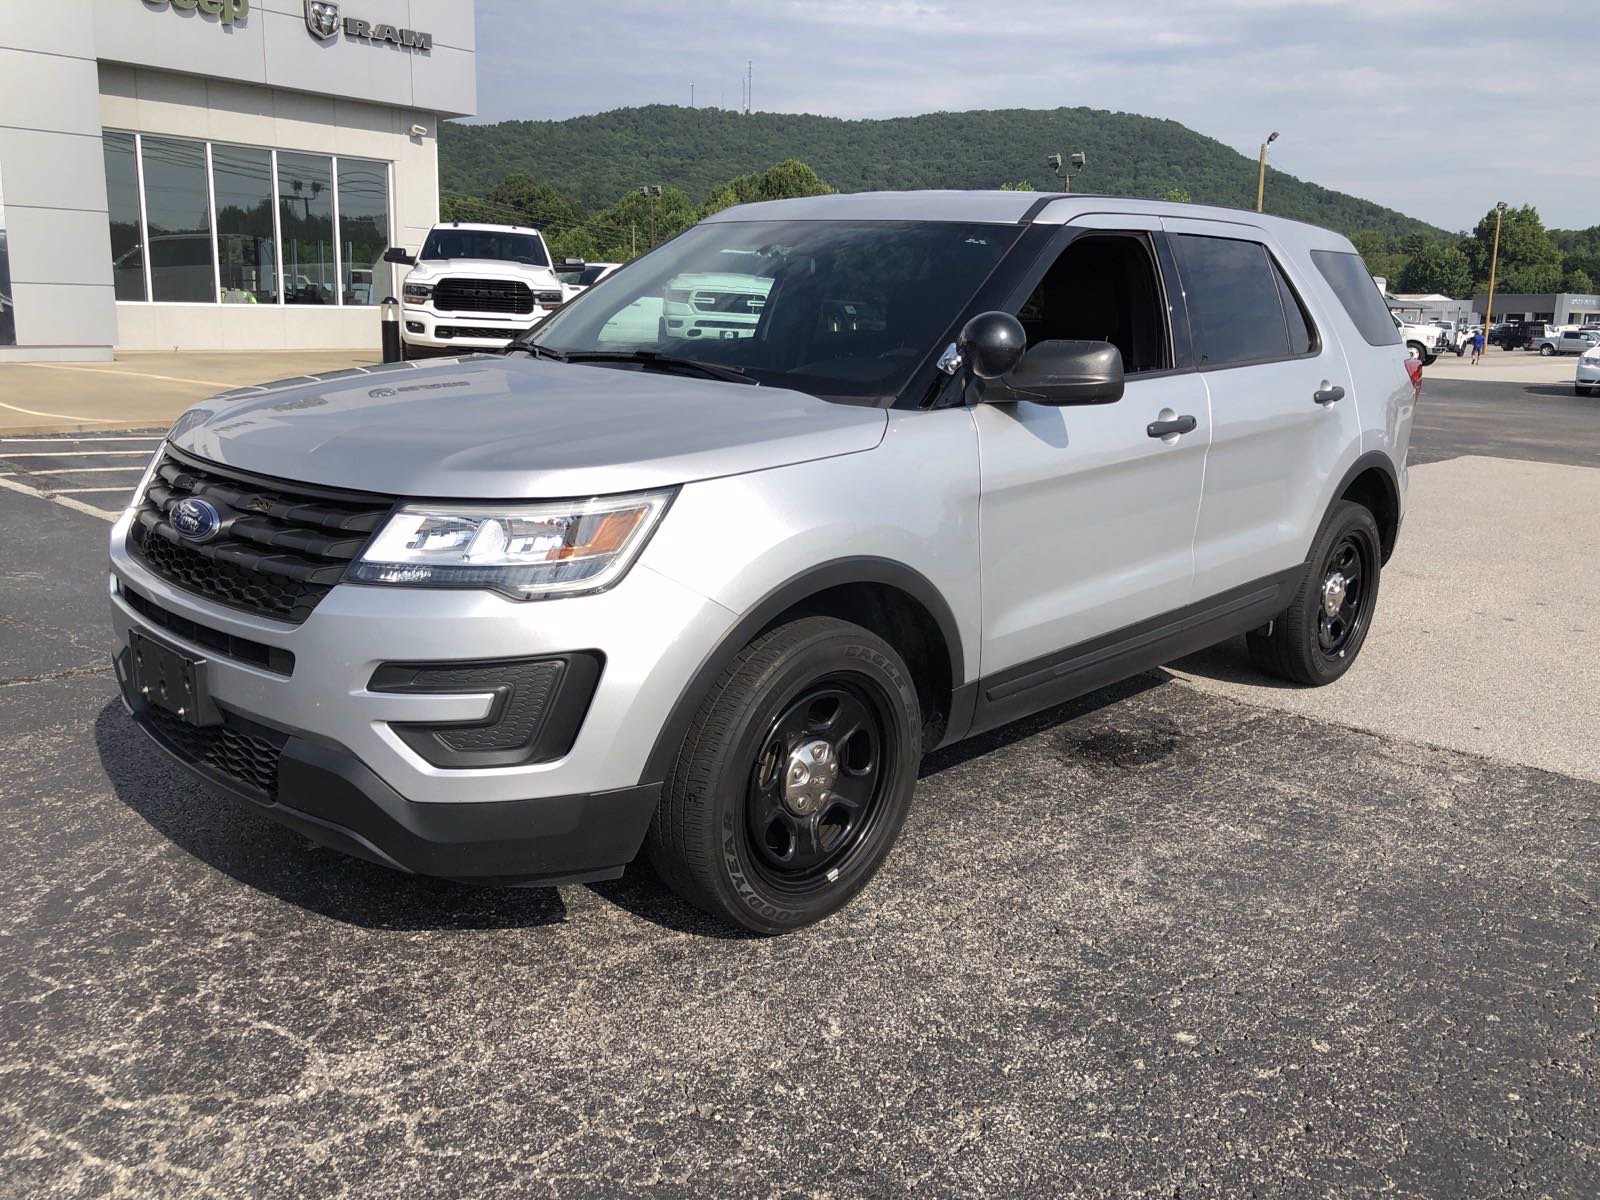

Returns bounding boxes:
[1,375,1597,1198]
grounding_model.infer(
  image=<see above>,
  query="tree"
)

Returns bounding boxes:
[1000,180,1036,191]
[1163,187,1191,203]
[1563,268,1593,294]
[700,159,834,217]
[1395,243,1472,297]
[1460,204,1564,293]
[1349,230,1405,283]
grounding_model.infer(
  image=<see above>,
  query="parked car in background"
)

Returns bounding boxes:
[557,260,621,302]
[1430,319,1468,356]
[1537,329,1600,356]
[1488,321,1527,350]
[1576,343,1600,396]
[387,223,567,355]
[1393,314,1448,364]
[109,191,1417,933]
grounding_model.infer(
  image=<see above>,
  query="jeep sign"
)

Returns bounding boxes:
[142,0,250,26]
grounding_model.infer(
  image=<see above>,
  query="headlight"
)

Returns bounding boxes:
[348,490,675,599]
[403,281,433,301]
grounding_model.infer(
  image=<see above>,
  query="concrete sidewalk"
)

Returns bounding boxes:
[0,350,379,433]
[1424,348,1578,386]
[1174,454,1600,782]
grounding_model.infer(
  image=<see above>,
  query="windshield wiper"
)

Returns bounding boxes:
[559,350,757,386]
[510,340,568,362]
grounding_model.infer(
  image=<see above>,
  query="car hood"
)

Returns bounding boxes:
[166,355,888,499]
[406,259,560,285]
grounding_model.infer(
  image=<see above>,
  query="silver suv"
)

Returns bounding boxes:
[110,192,1416,933]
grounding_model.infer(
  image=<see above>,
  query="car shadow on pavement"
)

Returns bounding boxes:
[94,701,569,932]
[1166,635,1304,690]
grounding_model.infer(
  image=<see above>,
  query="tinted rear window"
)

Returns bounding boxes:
[1311,249,1401,346]
[1172,234,1307,368]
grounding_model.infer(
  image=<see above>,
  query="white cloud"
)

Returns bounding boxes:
[472,0,1597,230]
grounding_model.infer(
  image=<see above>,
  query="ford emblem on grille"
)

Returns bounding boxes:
[170,497,223,543]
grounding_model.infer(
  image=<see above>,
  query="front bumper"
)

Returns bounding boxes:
[401,305,550,351]
[1576,360,1600,385]
[115,649,658,882]
[108,504,738,880]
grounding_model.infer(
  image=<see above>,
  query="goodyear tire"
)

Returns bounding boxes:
[646,616,921,934]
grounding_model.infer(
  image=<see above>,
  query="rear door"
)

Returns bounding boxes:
[1161,218,1362,599]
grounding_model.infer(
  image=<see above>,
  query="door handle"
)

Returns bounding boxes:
[1146,415,1197,438]
[1314,383,1346,405]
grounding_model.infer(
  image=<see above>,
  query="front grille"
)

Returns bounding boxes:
[433,277,534,315]
[123,585,295,676]
[142,704,286,801]
[437,325,530,341]
[126,450,393,625]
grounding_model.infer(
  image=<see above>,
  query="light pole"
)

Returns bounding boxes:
[638,184,662,247]
[1256,131,1279,213]
[1484,201,1508,344]
[1047,152,1086,193]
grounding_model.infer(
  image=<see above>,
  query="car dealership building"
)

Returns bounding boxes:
[0,0,476,361]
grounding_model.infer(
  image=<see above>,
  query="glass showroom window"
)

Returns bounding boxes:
[213,145,277,305]
[103,132,146,302]
[278,152,335,305]
[102,134,390,307]
[142,136,216,303]
[337,157,391,305]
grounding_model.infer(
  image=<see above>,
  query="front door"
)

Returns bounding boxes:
[973,222,1210,686]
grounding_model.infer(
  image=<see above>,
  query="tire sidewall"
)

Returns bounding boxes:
[706,627,920,932]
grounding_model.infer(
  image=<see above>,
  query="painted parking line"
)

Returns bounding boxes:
[7,466,149,475]
[0,475,118,521]
[0,448,151,454]
[1,435,163,443]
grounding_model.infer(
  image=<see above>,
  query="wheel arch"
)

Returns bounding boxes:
[1330,451,1402,563]
[638,557,968,786]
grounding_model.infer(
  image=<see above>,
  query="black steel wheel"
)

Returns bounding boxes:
[647,616,921,934]
[745,678,898,889]
[1248,501,1383,686]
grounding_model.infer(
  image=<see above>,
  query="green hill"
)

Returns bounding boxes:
[440,105,1447,240]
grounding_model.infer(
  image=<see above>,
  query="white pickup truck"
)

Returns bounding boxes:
[1392,314,1449,365]
[386,223,569,355]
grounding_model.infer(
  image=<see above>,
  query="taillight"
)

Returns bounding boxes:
[1404,357,1423,395]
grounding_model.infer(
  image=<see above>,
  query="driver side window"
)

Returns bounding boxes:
[1016,233,1172,374]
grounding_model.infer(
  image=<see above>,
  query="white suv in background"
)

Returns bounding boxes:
[387,223,567,355]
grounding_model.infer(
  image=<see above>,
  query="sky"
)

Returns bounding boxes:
[471,0,1597,232]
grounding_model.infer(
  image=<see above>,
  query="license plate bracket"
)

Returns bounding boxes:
[129,629,221,727]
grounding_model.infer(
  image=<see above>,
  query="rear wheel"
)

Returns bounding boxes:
[1248,501,1382,686]
[646,616,921,934]
[1540,343,1556,357]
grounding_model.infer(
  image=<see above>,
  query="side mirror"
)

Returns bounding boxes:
[957,311,1027,379]
[383,247,416,266]
[1002,339,1124,406]
[558,257,586,271]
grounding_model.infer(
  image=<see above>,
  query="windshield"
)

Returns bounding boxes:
[527,220,1021,401]
[421,229,550,267]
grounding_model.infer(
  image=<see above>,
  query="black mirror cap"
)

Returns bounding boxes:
[559,257,587,271]
[958,311,1027,380]
[1003,339,1125,405]
[383,246,416,266]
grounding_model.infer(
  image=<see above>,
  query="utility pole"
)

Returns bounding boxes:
[747,60,752,114]
[1484,200,1508,337]
[690,81,694,108]
[1256,130,1279,213]
[639,185,662,247]
[1047,151,1086,193]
